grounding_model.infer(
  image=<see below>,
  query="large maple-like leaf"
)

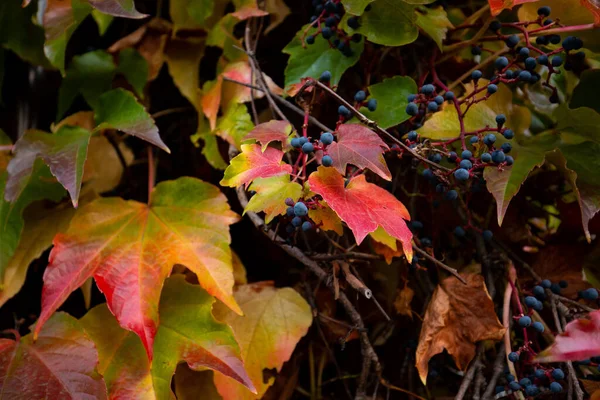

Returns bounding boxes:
[327,124,391,180]
[5,126,90,207]
[416,273,506,384]
[244,120,293,151]
[308,166,413,261]
[220,144,292,188]
[212,282,312,400]
[537,310,600,362]
[35,177,241,359]
[244,175,302,223]
[0,312,106,399]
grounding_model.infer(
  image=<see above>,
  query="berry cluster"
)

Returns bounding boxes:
[306,0,363,57]
[285,199,315,233]
[498,367,565,396]
[405,84,453,118]
[291,129,337,167]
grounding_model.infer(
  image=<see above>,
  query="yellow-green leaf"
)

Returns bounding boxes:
[244,175,302,223]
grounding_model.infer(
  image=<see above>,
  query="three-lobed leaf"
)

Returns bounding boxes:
[35,177,241,359]
[308,166,413,261]
[0,312,106,399]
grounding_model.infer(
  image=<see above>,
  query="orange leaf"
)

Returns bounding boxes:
[394,286,415,319]
[308,166,413,261]
[416,273,505,384]
[489,0,539,16]
[245,120,293,151]
[220,144,292,188]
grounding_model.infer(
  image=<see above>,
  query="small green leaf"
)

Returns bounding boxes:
[415,6,454,50]
[117,48,149,98]
[0,0,49,66]
[171,0,215,31]
[152,275,255,400]
[5,126,91,207]
[215,103,254,150]
[94,89,170,153]
[57,50,116,120]
[359,76,417,129]
[91,9,113,35]
[570,69,600,115]
[341,0,419,47]
[283,24,364,89]
[341,0,375,14]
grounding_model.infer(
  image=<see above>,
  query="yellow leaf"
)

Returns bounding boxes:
[309,201,344,235]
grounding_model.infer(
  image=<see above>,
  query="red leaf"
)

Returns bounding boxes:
[537,310,600,362]
[245,120,293,151]
[0,313,106,399]
[327,124,391,180]
[489,0,539,16]
[220,144,292,188]
[308,166,412,261]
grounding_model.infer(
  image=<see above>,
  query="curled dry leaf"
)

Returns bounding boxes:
[416,273,505,384]
[394,285,415,319]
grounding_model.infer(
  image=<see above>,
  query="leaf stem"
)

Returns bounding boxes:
[147,146,155,202]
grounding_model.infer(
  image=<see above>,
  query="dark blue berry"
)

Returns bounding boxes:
[319,71,332,82]
[533,285,545,297]
[445,91,455,100]
[550,382,563,393]
[407,131,418,141]
[461,150,472,159]
[525,296,537,307]
[301,221,313,231]
[411,221,423,230]
[454,168,470,181]
[325,16,336,27]
[552,368,565,380]
[286,206,295,217]
[524,385,539,396]
[506,35,519,48]
[488,84,498,94]
[310,15,318,23]
[552,56,563,67]
[347,16,360,29]
[483,230,493,241]
[454,226,466,237]
[294,202,308,216]
[470,136,479,144]
[559,280,568,288]
[533,299,543,310]
[538,6,551,17]
[354,90,366,102]
[320,132,334,145]
[306,35,315,45]
[508,352,519,362]
[430,153,442,163]
[302,142,314,153]
[509,381,521,391]
[421,84,435,95]
[549,34,561,44]
[496,114,506,126]
[519,47,530,58]
[492,150,506,163]
[505,70,514,79]
[551,283,561,294]
[484,133,497,146]
[407,94,417,102]
[427,101,438,112]
[291,216,302,227]
[422,169,434,179]
[291,138,301,148]
[537,55,548,65]
[299,137,309,145]
[459,159,472,169]
[519,315,532,327]
[582,288,599,300]
[448,151,457,161]
[525,57,537,70]
[490,20,502,31]
[322,155,333,167]
[503,129,514,139]
[495,386,505,394]
[338,105,351,117]
[434,95,444,105]
[481,152,492,163]
[321,27,333,39]
[471,46,482,55]
[534,369,546,379]
[445,189,458,200]
[506,374,515,382]
[541,280,551,289]
[501,142,512,153]
[532,321,545,333]
[520,378,532,387]
[366,98,377,111]
[406,103,419,116]
[471,70,483,81]
[536,36,549,45]
[285,197,295,207]
[519,70,532,81]
[505,156,514,166]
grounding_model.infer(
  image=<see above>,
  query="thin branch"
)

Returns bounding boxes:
[481,344,506,400]
[556,295,596,313]
[455,345,483,400]
[151,107,193,119]
[412,245,466,284]
[147,146,155,202]
[311,252,380,261]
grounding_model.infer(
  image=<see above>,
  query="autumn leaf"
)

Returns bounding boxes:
[309,201,344,235]
[488,0,538,16]
[35,177,241,359]
[327,124,391,180]
[94,88,170,153]
[88,0,148,18]
[220,144,292,188]
[214,103,254,150]
[244,175,303,223]
[164,38,205,105]
[308,166,413,261]
[416,273,505,384]
[153,275,256,398]
[245,120,294,151]
[0,312,106,399]
[394,286,415,318]
[117,48,149,98]
[371,227,403,264]
[5,126,91,207]
[415,6,454,50]
[537,310,600,362]
[212,282,312,400]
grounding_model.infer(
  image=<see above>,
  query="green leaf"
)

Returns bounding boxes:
[415,6,453,50]
[171,0,215,31]
[200,132,228,170]
[554,105,600,145]
[0,162,65,284]
[341,0,375,14]
[215,103,254,150]
[57,50,116,120]
[87,0,148,18]
[5,126,91,207]
[152,275,255,400]
[570,69,600,115]
[0,0,49,66]
[94,88,170,153]
[283,24,364,89]
[244,175,303,223]
[359,76,417,129]
[341,0,419,47]
[418,101,497,140]
[42,0,94,74]
[91,9,113,35]
[117,48,149,98]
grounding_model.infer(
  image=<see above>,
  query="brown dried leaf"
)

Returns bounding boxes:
[416,273,506,384]
[393,286,414,319]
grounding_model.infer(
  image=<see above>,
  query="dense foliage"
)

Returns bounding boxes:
[1,0,600,399]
